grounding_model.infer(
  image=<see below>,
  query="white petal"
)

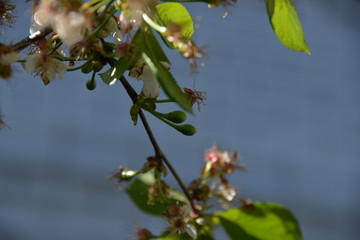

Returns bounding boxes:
[139,65,160,98]
[23,54,41,73]
[53,11,88,47]
[185,224,197,239]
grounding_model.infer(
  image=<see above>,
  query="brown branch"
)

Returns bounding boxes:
[118,75,198,214]
[11,28,52,52]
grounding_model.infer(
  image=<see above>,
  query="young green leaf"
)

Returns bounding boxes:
[145,28,170,63]
[126,172,187,216]
[156,3,194,39]
[99,57,133,85]
[142,29,193,112]
[216,203,303,240]
[266,0,311,54]
[130,103,140,125]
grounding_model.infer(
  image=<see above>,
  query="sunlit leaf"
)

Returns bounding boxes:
[145,28,170,63]
[216,203,303,240]
[156,3,194,39]
[266,0,311,54]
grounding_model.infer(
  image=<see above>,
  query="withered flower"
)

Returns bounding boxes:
[0,0,16,31]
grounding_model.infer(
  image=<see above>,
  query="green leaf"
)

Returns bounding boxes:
[266,0,311,54]
[142,30,193,113]
[99,57,134,85]
[126,172,187,216]
[197,225,216,240]
[156,3,194,39]
[130,103,140,125]
[145,28,170,63]
[216,203,302,240]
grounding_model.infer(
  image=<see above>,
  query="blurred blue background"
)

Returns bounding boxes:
[1,0,360,239]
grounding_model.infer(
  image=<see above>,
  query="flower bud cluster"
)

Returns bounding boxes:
[162,23,205,73]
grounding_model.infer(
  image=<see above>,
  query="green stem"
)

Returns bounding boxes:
[49,42,62,56]
[55,56,80,62]
[89,0,111,13]
[146,99,174,103]
[90,8,117,38]
[81,0,102,11]
[67,55,95,71]
[142,13,167,33]
[140,103,178,129]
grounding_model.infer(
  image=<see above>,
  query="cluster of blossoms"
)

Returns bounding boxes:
[31,0,91,47]
[188,146,246,208]
[0,0,206,101]
[164,203,198,239]
[109,146,246,239]
[160,21,206,74]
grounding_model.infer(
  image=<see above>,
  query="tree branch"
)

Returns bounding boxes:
[118,76,198,213]
[11,28,52,52]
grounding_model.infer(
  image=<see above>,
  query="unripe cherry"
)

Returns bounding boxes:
[92,60,104,72]
[178,124,197,136]
[86,79,96,90]
[163,111,186,123]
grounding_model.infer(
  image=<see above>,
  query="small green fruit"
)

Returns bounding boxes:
[178,124,197,136]
[164,111,186,123]
[92,60,104,72]
[86,79,96,90]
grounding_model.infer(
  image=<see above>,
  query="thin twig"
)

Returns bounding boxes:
[11,28,52,52]
[118,76,198,213]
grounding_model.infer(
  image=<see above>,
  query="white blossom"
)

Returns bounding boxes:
[129,59,170,98]
[53,11,91,47]
[32,1,91,47]
[23,53,66,84]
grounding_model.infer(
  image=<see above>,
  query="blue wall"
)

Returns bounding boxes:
[1,0,359,239]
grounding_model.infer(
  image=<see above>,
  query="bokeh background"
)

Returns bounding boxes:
[1,0,360,239]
